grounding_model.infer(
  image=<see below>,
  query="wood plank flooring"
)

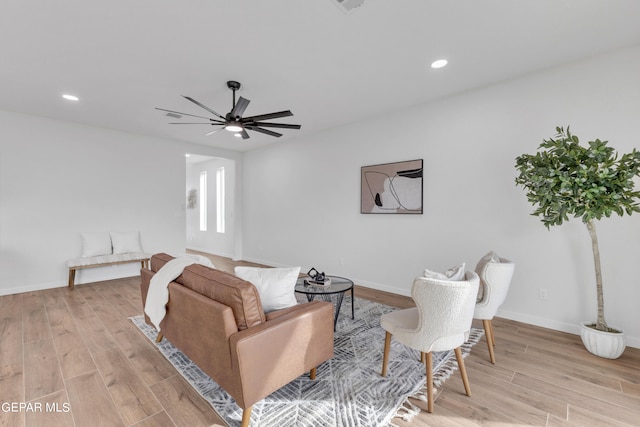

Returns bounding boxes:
[0,251,638,426]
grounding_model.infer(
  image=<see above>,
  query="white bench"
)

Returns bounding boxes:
[66,252,151,289]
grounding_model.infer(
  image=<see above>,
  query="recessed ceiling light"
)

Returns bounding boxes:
[62,94,79,101]
[185,153,191,157]
[431,59,448,69]
[234,133,242,138]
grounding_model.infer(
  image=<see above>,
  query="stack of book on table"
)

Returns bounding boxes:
[304,276,331,287]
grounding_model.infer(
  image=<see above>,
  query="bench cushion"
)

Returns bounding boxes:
[67,252,151,268]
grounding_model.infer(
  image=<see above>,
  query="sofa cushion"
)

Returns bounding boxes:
[180,264,266,330]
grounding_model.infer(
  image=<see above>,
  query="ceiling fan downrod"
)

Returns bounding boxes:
[227,80,241,110]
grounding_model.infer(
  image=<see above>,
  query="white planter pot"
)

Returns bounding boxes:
[580,322,626,359]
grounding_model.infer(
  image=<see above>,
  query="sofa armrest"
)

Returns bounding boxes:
[229,300,334,408]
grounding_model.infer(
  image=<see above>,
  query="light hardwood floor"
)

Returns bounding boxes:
[1,252,639,427]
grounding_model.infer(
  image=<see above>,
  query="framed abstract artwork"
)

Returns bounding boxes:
[361,159,423,214]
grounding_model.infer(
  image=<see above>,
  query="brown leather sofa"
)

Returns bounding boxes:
[140,253,334,427]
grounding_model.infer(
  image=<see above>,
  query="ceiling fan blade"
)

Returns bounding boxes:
[250,122,301,129]
[182,95,225,119]
[240,129,250,140]
[242,110,293,122]
[169,122,223,124]
[155,107,222,122]
[205,127,225,136]
[245,125,283,138]
[230,96,250,118]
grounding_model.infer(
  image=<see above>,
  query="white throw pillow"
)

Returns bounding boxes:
[110,231,143,254]
[423,262,466,281]
[234,266,301,313]
[478,250,501,265]
[475,251,501,301]
[81,232,113,257]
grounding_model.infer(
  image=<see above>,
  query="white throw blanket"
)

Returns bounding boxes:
[144,256,214,332]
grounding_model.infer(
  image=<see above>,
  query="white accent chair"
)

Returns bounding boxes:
[473,256,515,364]
[380,271,480,413]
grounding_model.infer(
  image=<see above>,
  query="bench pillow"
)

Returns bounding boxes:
[111,231,142,254]
[81,232,112,258]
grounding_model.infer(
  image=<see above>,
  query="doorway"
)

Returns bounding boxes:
[186,154,237,259]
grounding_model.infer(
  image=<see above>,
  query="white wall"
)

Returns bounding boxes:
[0,110,241,294]
[186,157,236,258]
[242,45,640,348]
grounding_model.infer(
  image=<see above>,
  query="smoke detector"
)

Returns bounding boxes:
[332,0,366,13]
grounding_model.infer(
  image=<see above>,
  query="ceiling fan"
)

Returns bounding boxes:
[156,80,301,140]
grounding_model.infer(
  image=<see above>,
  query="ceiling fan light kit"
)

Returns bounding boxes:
[156,80,301,140]
[225,122,243,132]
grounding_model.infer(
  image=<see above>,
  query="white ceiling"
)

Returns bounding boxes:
[2,0,640,152]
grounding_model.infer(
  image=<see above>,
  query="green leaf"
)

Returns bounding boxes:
[514,126,640,227]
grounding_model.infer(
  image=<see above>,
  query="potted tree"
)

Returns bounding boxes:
[515,126,640,359]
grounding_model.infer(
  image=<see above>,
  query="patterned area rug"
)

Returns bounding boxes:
[131,296,482,427]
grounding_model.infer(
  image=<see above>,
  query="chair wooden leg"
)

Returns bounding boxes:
[489,319,496,346]
[310,367,317,380]
[425,352,433,413]
[381,331,391,377]
[155,333,163,343]
[241,406,252,427]
[483,319,496,364]
[420,352,425,363]
[454,347,471,396]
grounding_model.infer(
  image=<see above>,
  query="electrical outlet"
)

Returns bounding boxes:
[538,288,548,300]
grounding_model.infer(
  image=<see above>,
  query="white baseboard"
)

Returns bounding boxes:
[241,257,413,298]
[348,277,412,298]
[0,280,65,296]
[497,309,639,349]
[1,261,142,296]
[0,272,142,296]
[242,256,639,350]
[186,247,235,260]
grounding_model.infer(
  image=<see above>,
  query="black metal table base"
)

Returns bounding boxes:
[305,287,354,331]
